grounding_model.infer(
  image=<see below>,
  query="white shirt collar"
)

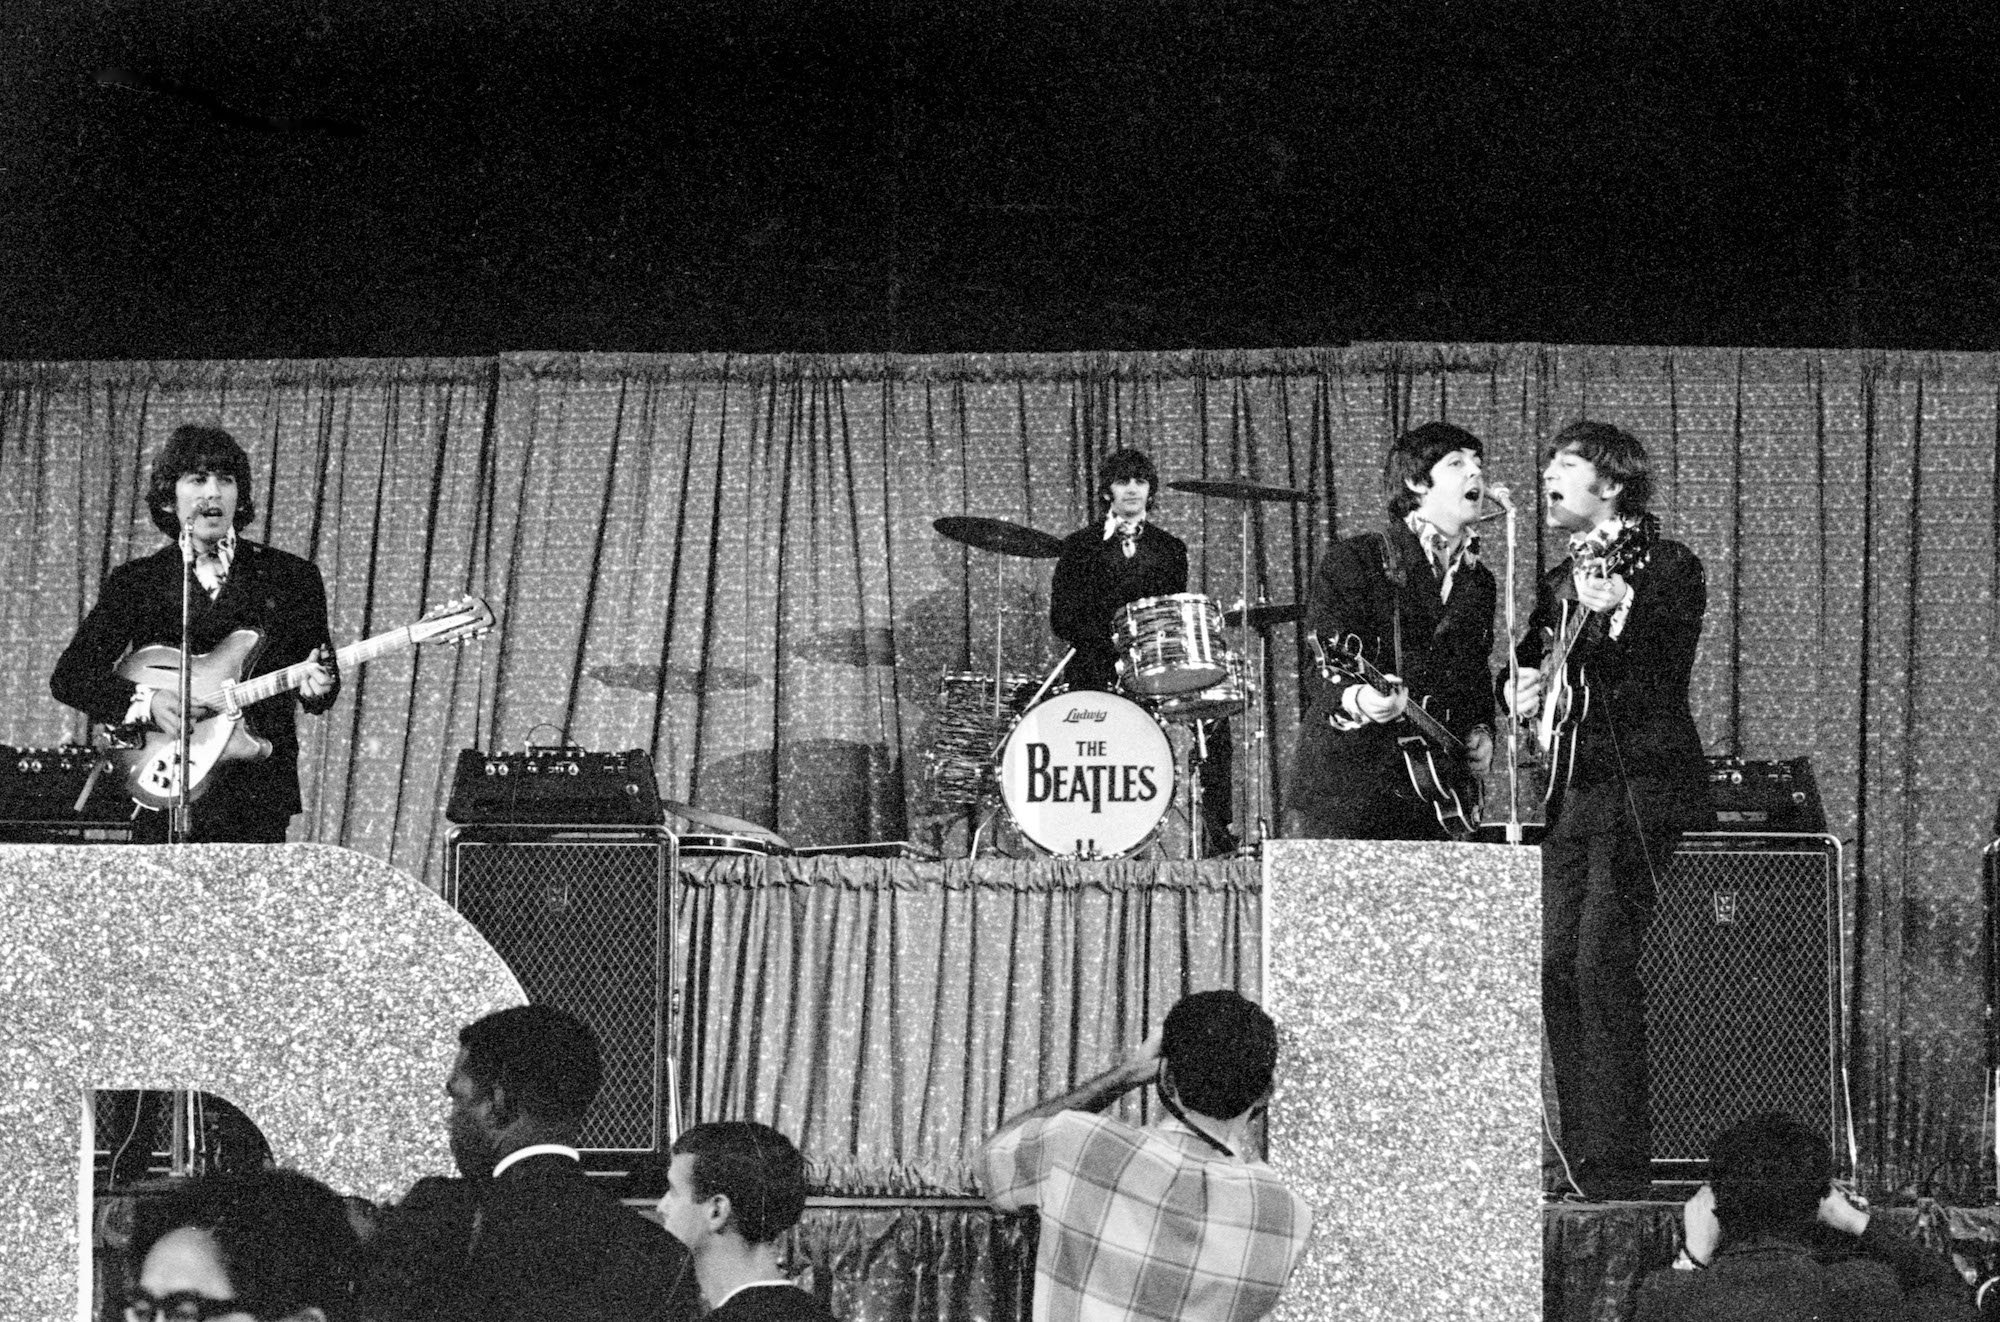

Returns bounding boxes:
[491,1143,581,1177]
[711,1281,804,1310]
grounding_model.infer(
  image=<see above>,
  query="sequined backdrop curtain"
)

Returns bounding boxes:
[3,344,1995,1194]
[676,856,1261,1195]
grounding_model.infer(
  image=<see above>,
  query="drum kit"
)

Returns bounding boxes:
[926,475,1313,861]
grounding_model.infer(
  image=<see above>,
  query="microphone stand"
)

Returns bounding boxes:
[170,529,197,844]
[1499,496,1524,844]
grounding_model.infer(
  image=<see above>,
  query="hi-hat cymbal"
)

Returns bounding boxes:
[662,798,791,845]
[1223,601,1305,629]
[932,516,1065,559]
[1167,476,1314,503]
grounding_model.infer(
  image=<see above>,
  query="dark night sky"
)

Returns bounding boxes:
[5,0,1999,362]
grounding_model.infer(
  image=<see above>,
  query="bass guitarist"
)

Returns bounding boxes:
[1282,421,1499,841]
[51,425,339,844]
[1504,419,1713,1202]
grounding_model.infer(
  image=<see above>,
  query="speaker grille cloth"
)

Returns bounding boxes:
[452,839,663,1152]
[1641,843,1838,1163]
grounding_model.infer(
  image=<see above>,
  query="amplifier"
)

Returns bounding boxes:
[0,744,129,823]
[446,747,664,825]
[1705,756,1825,834]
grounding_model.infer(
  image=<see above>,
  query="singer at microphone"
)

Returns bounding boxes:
[50,424,341,844]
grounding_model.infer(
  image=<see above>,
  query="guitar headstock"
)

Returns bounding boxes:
[410,595,496,648]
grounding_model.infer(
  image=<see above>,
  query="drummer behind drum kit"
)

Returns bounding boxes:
[926,475,1313,861]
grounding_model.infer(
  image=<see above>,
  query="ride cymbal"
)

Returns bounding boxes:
[932,515,1066,558]
[1166,476,1314,503]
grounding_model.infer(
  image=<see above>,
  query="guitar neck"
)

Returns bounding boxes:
[201,629,412,708]
[1338,649,1466,758]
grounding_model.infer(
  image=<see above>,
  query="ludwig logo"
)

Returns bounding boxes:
[1061,706,1108,723]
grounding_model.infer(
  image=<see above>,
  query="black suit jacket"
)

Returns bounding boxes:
[1048,521,1189,691]
[358,1154,701,1322]
[49,539,339,821]
[1287,522,1498,799]
[1514,530,1712,825]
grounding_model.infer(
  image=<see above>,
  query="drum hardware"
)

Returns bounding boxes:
[1221,600,1304,630]
[1166,476,1321,849]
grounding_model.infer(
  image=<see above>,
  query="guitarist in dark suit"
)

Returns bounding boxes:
[50,424,338,844]
[1282,421,1500,840]
[1505,419,1714,1202]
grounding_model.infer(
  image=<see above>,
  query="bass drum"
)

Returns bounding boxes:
[997,691,1175,859]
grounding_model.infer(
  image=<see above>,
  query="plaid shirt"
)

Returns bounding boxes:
[981,1110,1313,1322]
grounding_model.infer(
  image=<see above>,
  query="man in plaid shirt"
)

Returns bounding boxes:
[979,991,1314,1321]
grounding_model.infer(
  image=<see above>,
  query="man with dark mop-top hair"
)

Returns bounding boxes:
[979,990,1313,1322]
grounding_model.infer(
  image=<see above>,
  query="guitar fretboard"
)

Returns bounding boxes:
[195,628,416,709]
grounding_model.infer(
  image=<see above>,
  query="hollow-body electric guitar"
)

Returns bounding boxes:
[111,595,493,809]
[1535,523,1652,803]
[1311,632,1481,840]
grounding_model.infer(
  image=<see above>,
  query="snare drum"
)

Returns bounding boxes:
[1111,593,1230,695]
[924,670,1042,806]
[1150,649,1247,722]
[998,691,1174,858]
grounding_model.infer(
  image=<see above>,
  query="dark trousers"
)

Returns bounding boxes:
[1541,778,1685,1184]
[131,797,294,844]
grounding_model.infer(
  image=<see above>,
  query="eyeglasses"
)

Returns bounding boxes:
[122,1287,251,1322]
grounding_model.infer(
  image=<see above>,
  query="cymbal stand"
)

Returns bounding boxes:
[1233,498,1270,847]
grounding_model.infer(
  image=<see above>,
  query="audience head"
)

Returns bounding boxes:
[148,425,257,538]
[126,1167,358,1322]
[1096,447,1160,514]
[1160,989,1278,1122]
[1384,421,1484,518]
[1547,418,1653,517]
[449,1004,603,1177]
[1708,1111,1832,1243]
[660,1121,809,1251]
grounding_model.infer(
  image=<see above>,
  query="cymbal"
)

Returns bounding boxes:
[1223,601,1305,629]
[662,798,791,845]
[1167,476,1314,503]
[932,516,1065,559]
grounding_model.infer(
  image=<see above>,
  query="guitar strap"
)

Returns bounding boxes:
[1377,531,1407,679]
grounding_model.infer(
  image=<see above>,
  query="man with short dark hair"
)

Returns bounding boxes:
[979,990,1313,1322]
[358,1005,700,1322]
[1506,419,1715,1201]
[1282,420,1501,840]
[52,423,339,844]
[1635,1111,1976,1320]
[656,1121,837,1320]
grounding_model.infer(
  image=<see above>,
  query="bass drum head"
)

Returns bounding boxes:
[998,691,1174,859]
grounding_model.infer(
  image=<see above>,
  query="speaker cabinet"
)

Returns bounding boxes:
[446,827,676,1155]
[1640,832,1845,1175]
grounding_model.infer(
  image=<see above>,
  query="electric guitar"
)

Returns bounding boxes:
[1535,523,1652,802]
[111,595,495,809]
[1310,632,1482,840]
